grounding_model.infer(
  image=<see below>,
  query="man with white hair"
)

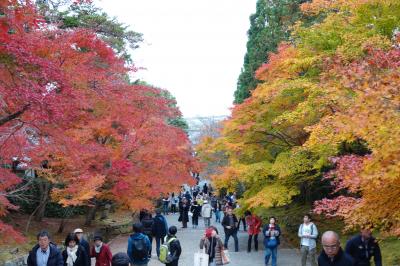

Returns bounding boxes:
[318,231,354,266]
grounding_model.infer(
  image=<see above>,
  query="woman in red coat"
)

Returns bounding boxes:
[90,235,112,266]
[245,210,262,252]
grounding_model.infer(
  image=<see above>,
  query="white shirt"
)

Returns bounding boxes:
[298,223,318,249]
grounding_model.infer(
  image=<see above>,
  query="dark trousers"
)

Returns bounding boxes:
[224,230,239,252]
[238,217,247,231]
[247,234,258,252]
[155,236,165,257]
[171,204,177,213]
[182,220,187,228]
[163,204,169,215]
[192,216,198,226]
[145,234,153,256]
[166,260,179,266]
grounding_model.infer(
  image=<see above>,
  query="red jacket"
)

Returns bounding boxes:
[91,243,112,266]
[246,215,262,235]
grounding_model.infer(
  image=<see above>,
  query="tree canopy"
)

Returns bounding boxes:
[234,0,310,104]
[0,0,197,244]
[198,0,400,236]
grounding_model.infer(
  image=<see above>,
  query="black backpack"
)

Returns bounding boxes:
[132,236,148,260]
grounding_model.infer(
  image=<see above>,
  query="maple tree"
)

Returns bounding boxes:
[0,0,197,243]
[197,0,400,236]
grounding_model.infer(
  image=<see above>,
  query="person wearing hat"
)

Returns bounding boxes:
[112,253,131,266]
[201,200,212,228]
[74,228,91,266]
[90,235,112,266]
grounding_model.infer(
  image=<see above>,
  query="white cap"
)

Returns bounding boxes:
[74,228,83,233]
[204,200,208,203]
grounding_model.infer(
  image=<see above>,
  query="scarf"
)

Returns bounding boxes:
[95,243,103,254]
[208,237,217,262]
[66,246,78,266]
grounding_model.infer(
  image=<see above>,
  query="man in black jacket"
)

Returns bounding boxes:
[318,231,355,266]
[152,209,168,257]
[165,226,182,266]
[141,212,154,258]
[345,229,382,266]
[221,207,239,252]
[27,230,63,266]
[74,228,91,266]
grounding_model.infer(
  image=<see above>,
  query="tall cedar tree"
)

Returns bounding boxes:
[234,0,310,104]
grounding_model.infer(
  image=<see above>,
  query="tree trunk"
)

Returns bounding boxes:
[57,218,66,234]
[34,179,50,222]
[57,207,74,234]
[85,200,100,226]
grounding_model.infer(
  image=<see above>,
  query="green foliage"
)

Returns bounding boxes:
[338,139,370,156]
[54,3,143,62]
[234,0,310,103]
[380,237,400,265]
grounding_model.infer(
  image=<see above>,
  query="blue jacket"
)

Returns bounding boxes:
[79,238,91,266]
[318,248,355,266]
[152,214,168,238]
[345,235,382,266]
[27,243,63,266]
[262,224,281,247]
[127,233,151,265]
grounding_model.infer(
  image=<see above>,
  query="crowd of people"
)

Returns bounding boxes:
[26,182,383,266]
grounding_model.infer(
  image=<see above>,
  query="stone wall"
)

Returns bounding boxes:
[4,256,27,266]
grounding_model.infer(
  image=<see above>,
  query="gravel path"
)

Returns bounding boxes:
[109,213,309,266]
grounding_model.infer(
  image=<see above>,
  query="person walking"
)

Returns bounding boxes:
[141,212,154,258]
[345,229,382,266]
[201,200,213,228]
[298,214,318,266]
[162,194,170,215]
[163,226,182,266]
[236,204,247,232]
[245,211,262,253]
[178,198,190,228]
[111,253,131,266]
[190,200,201,228]
[319,231,354,266]
[200,226,226,266]
[262,217,281,266]
[127,223,151,266]
[214,201,222,223]
[171,193,178,214]
[203,183,208,194]
[152,210,168,257]
[62,233,89,266]
[221,207,239,252]
[90,235,112,266]
[74,229,91,266]
[27,231,63,266]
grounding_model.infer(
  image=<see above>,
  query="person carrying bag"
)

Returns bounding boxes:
[199,226,229,266]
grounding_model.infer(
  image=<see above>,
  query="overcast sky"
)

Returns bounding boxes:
[95,0,256,118]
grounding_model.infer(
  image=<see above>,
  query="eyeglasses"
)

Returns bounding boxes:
[322,244,338,250]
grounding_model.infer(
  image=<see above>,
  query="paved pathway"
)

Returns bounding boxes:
[109,213,308,266]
